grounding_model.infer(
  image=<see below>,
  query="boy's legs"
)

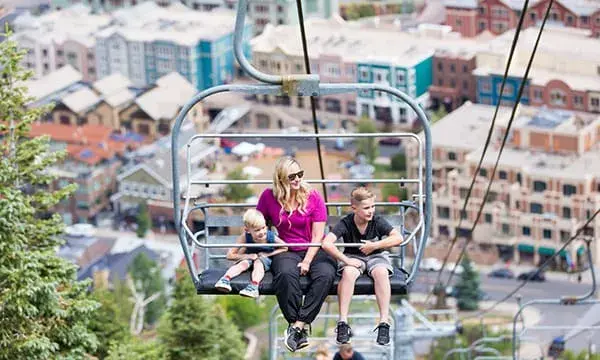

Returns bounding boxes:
[338,266,361,322]
[251,259,265,283]
[224,260,251,279]
[371,266,391,323]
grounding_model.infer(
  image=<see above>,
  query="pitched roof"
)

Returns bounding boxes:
[61,87,101,114]
[93,73,133,96]
[135,72,196,121]
[24,65,82,102]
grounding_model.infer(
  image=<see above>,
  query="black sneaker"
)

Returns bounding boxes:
[297,326,310,350]
[284,325,303,352]
[375,322,391,346]
[335,321,352,345]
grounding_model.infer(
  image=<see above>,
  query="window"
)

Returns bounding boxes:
[347,101,356,115]
[499,170,507,180]
[485,213,492,223]
[462,64,468,73]
[502,223,510,234]
[360,69,369,81]
[448,152,457,161]
[562,184,577,196]
[497,82,514,97]
[566,15,574,25]
[517,173,522,185]
[543,229,552,239]
[478,6,485,14]
[438,78,444,86]
[456,19,462,26]
[480,79,492,93]
[463,80,469,90]
[530,203,543,214]
[550,89,566,106]
[522,226,531,236]
[57,50,64,56]
[450,79,456,87]
[438,206,450,219]
[437,62,443,72]
[533,180,547,192]
[560,230,571,242]
[573,95,583,107]
[450,64,456,73]
[581,16,589,24]
[479,168,487,177]
[479,21,486,31]
[562,207,571,219]
[396,72,405,85]
[533,89,543,101]
[529,12,536,22]
[460,210,467,219]
[592,97,600,107]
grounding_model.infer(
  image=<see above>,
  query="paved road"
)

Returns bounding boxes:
[411,270,600,353]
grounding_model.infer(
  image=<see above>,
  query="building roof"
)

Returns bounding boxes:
[24,65,82,103]
[444,0,478,9]
[135,72,197,121]
[77,244,160,283]
[425,102,511,150]
[96,3,239,45]
[93,73,133,96]
[253,19,484,66]
[61,87,101,114]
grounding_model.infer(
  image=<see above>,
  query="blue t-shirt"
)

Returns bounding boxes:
[244,230,275,254]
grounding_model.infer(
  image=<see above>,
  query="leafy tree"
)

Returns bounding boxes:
[216,296,264,331]
[223,167,253,202]
[128,252,166,327]
[89,289,131,359]
[105,338,163,360]
[391,153,406,172]
[136,201,151,238]
[0,31,98,359]
[159,273,245,360]
[455,255,480,311]
[356,116,379,164]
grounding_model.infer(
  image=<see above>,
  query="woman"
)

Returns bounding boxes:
[257,156,336,353]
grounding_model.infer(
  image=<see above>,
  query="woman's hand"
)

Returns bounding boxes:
[297,261,310,275]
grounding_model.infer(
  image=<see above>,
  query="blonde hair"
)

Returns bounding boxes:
[273,157,311,220]
[314,343,330,358]
[243,209,266,228]
[339,343,353,353]
[350,186,375,205]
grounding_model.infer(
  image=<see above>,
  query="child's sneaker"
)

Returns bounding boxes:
[239,283,259,298]
[215,277,232,293]
[374,322,391,345]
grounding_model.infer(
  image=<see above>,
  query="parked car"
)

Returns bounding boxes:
[447,262,464,275]
[517,270,546,282]
[420,257,442,272]
[488,268,515,279]
[379,137,401,146]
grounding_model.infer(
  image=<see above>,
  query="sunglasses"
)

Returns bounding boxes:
[287,170,304,181]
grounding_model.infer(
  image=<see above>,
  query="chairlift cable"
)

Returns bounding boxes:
[442,0,556,291]
[295,0,329,202]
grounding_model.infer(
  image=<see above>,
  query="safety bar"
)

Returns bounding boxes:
[171,83,432,288]
[511,239,598,360]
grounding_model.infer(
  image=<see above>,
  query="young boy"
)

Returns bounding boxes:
[322,187,403,346]
[215,209,287,298]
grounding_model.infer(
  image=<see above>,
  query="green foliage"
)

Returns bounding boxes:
[106,338,163,360]
[430,107,448,125]
[89,288,131,359]
[391,153,406,172]
[381,184,408,214]
[428,324,511,360]
[128,253,166,326]
[455,256,481,311]
[0,31,99,359]
[344,3,376,19]
[356,117,379,164]
[159,274,245,360]
[223,167,253,202]
[215,296,264,331]
[560,350,600,360]
[136,202,151,238]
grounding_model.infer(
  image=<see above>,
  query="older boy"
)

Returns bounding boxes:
[322,187,403,346]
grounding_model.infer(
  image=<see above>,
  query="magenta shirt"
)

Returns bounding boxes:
[256,188,327,252]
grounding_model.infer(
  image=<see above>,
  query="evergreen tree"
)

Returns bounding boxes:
[128,253,166,327]
[356,116,379,164]
[216,296,264,331]
[0,32,98,359]
[88,288,131,359]
[391,153,406,172]
[455,255,480,311]
[105,338,163,360]
[223,167,253,202]
[159,273,245,360]
[136,201,151,238]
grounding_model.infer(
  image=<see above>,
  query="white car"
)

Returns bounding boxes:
[420,257,442,272]
[447,262,464,274]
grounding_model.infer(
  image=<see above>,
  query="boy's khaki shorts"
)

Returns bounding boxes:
[337,251,393,277]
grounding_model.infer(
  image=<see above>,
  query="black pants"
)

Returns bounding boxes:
[271,249,336,324]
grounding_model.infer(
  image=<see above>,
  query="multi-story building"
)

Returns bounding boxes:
[445,0,600,38]
[252,19,445,127]
[28,123,143,224]
[95,2,252,90]
[474,27,600,113]
[12,5,111,81]
[51,0,181,11]
[406,102,600,269]
[247,0,339,34]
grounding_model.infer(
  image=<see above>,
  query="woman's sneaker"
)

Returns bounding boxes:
[374,322,391,345]
[284,326,303,352]
[239,284,259,298]
[335,321,352,344]
[214,277,232,293]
